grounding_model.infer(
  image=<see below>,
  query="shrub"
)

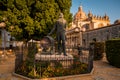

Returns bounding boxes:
[42,65,55,78]
[27,42,38,59]
[90,42,105,60]
[28,68,39,78]
[15,61,28,75]
[71,61,88,74]
[15,54,89,78]
[106,39,120,68]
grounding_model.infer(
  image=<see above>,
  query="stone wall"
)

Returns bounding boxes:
[82,23,120,47]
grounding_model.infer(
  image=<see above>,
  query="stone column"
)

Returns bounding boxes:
[79,31,83,46]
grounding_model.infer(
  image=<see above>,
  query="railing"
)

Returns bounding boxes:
[11,42,94,79]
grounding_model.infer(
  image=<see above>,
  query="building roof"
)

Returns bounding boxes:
[114,19,120,24]
[84,23,120,32]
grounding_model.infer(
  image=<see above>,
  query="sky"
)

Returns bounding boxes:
[70,0,120,24]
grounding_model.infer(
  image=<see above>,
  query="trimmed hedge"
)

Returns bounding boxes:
[106,39,120,68]
[90,42,105,60]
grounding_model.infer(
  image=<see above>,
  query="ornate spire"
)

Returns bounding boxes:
[78,2,83,11]
[104,13,107,16]
[88,10,93,17]
[94,15,97,19]
[104,13,109,20]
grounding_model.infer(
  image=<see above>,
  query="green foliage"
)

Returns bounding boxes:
[0,0,72,40]
[15,61,28,75]
[28,68,40,78]
[54,61,63,68]
[16,60,39,78]
[106,39,120,68]
[0,0,7,11]
[27,42,38,60]
[71,62,88,74]
[42,65,55,78]
[73,55,80,61]
[16,59,88,79]
[90,42,105,60]
[0,16,3,22]
[56,0,72,23]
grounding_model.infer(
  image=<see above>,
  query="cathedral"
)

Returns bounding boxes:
[66,5,120,49]
[67,5,110,31]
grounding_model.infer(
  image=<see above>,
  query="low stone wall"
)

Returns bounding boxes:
[82,23,120,47]
[35,54,74,68]
[35,54,74,60]
[13,68,94,80]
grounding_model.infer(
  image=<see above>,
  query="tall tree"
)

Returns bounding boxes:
[56,0,72,23]
[0,0,72,41]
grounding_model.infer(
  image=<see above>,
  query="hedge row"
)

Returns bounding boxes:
[106,39,120,68]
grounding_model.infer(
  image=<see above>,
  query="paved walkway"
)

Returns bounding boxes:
[0,56,120,80]
[92,57,120,80]
[67,56,120,80]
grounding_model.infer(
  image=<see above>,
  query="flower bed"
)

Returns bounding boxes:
[15,55,89,79]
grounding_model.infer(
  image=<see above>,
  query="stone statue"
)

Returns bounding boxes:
[48,13,67,56]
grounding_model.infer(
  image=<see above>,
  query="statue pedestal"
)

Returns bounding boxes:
[35,53,74,68]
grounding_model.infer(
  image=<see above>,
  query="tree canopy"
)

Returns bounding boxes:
[0,0,72,41]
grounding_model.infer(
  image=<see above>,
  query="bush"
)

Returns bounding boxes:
[106,39,120,68]
[15,51,89,78]
[27,42,38,60]
[90,42,105,60]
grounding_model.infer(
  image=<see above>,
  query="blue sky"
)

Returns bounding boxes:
[70,0,120,24]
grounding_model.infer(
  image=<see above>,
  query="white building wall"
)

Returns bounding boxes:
[1,29,11,48]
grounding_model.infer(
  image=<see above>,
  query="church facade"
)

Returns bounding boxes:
[66,5,120,48]
[67,5,110,32]
[73,5,110,31]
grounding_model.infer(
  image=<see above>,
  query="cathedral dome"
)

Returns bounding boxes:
[74,6,87,20]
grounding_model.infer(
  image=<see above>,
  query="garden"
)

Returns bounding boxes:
[15,43,89,79]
